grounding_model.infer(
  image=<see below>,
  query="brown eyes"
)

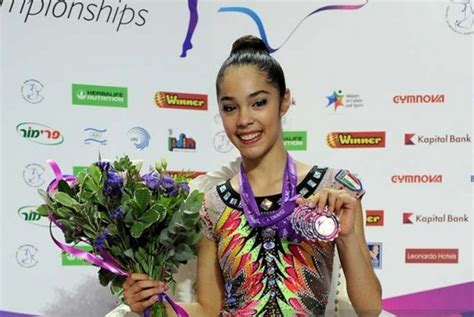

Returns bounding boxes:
[221,99,267,113]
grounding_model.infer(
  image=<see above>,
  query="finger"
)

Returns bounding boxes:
[317,189,329,213]
[128,280,162,296]
[334,195,344,214]
[125,273,150,289]
[327,192,337,215]
[295,196,306,206]
[130,294,159,314]
[133,287,164,302]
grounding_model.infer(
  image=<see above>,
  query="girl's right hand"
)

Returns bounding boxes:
[123,273,169,313]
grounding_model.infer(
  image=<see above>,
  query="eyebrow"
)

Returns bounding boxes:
[219,90,270,102]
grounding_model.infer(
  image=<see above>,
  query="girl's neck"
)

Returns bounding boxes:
[240,141,288,196]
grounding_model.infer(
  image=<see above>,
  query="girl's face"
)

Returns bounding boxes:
[217,65,290,161]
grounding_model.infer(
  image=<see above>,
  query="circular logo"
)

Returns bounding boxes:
[23,163,46,187]
[77,90,87,100]
[16,244,39,268]
[446,0,474,35]
[213,131,233,153]
[21,79,44,104]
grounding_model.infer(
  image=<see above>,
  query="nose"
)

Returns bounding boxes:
[237,107,253,127]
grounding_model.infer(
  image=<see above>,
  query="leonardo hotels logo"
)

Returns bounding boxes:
[403,212,469,224]
[366,210,384,226]
[405,249,459,263]
[327,131,385,148]
[405,133,471,145]
[16,122,64,145]
[391,174,443,184]
[72,84,128,108]
[155,91,208,111]
[283,131,307,151]
[393,94,445,104]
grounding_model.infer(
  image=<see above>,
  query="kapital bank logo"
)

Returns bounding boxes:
[3,0,149,32]
[404,133,471,145]
[16,122,64,145]
[155,91,208,111]
[179,0,368,57]
[327,131,385,148]
[403,212,469,224]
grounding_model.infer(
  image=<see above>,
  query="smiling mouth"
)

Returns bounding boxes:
[238,131,262,144]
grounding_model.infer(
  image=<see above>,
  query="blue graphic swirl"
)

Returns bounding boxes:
[128,127,151,150]
[218,1,368,53]
[84,128,107,133]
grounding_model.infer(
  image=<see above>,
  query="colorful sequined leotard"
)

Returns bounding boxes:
[200,166,364,316]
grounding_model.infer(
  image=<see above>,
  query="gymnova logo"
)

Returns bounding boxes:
[155,91,208,111]
[283,131,307,151]
[72,84,128,108]
[17,206,50,227]
[327,131,385,148]
[392,94,445,104]
[391,174,443,183]
[16,122,64,145]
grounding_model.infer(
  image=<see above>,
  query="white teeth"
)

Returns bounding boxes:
[240,132,260,141]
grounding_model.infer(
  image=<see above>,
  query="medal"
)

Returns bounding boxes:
[291,205,340,242]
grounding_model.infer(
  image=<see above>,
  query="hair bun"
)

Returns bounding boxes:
[230,35,269,55]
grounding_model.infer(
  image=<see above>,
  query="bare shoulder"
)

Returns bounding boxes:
[296,160,313,183]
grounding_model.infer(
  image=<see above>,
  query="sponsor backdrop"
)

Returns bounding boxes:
[1,0,472,315]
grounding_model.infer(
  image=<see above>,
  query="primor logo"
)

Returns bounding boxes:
[327,131,385,148]
[405,249,459,263]
[17,206,49,227]
[366,210,384,226]
[154,91,208,111]
[168,130,196,151]
[16,122,64,145]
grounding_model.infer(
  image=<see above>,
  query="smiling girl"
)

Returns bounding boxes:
[123,35,382,317]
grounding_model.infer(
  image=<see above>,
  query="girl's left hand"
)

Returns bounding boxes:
[296,187,359,237]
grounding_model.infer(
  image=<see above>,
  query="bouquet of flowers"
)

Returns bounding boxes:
[37,155,203,317]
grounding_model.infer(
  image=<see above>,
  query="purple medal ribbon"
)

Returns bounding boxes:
[46,160,189,317]
[239,153,302,240]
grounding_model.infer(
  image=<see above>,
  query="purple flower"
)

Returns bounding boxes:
[95,161,112,172]
[111,207,124,219]
[168,186,178,197]
[103,172,123,199]
[142,172,160,190]
[160,175,175,189]
[178,182,190,195]
[93,228,110,250]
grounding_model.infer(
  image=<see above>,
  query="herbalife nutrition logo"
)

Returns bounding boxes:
[283,131,307,151]
[62,245,93,266]
[72,84,127,108]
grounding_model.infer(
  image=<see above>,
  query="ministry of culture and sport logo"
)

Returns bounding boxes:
[23,163,46,187]
[446,0,474,35]
[155,91,208,111]
[84,128,107,145]
[327,131,385,148]
[326,90,363,111]
[404,133,471,145]
[21,79,44,104]
[72,84,128,108]
[16,122,64,145]
[127,127,151,150]
[213,131,233,153]
[16,244,39,268]
[169,130,196,151]
[367,243,382,269]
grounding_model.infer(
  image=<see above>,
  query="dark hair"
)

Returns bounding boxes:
[216,35,287,98]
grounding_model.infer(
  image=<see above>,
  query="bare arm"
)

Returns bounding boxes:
[336,201,382,316]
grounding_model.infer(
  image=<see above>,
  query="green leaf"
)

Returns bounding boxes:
[134,188,151,211]
[37,204,50,217]
[138,209,160,227]
[58,180,74,196]
[124,249,134,260]
[88,164,102,185]
[53,192,78,208]
[37,188,52,204]
[98,267,115,287]
[151,203,167,222]
[127,200,142,217]
[174,244,193,262]
[107,223,118,235]
[131,222,145,238]
[55,207,73,219]
[124,210,135,226]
